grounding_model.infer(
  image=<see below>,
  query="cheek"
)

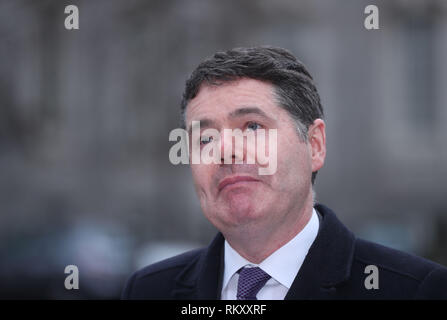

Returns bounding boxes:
[191,165,214,198]
[276,143,311,187]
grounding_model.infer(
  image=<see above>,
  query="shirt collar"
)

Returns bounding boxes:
[222,208,319,290]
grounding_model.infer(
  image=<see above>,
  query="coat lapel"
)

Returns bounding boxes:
[285,204,356,299]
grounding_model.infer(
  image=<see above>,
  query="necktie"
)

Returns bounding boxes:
[236,267,271,300]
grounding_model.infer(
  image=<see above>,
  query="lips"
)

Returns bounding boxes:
[218,175,260,192]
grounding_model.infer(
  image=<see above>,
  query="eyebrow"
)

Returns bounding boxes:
[188,118,216,136]
[228,106,270,120]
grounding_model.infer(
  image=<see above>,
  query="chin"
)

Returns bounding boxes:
[207,187,268,228]
[220,194,264,226]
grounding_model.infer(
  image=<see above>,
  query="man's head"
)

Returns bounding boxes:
[181,46,324,184]
[181,47,326,254]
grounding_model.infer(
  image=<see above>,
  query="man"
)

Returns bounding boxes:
[122,46,447,299]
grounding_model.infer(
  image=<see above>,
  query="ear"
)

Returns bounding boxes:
[307,119,326,172]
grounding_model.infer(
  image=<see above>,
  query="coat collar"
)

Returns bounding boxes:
[172,203,356,299]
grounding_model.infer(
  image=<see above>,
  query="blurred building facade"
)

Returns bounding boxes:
[0,0,446,298]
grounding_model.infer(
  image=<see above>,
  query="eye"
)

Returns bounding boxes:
[200,136,214,145]
[246,121,262,131]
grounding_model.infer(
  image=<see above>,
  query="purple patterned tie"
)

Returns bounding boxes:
[236,267,271,300]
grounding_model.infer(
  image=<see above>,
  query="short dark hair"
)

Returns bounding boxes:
[180,46,324,184]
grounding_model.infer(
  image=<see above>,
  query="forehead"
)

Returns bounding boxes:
[185,78,279,125]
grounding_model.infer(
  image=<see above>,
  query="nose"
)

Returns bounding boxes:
[220,129,244,164]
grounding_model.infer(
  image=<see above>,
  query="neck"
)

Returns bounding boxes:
[223,194,314,264]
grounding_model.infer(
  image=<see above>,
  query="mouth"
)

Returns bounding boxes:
[218,175,260,192]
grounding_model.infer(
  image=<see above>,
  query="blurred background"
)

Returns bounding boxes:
[0,0,446,299]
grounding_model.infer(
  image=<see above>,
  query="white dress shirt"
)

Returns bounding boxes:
[220,208,319,300]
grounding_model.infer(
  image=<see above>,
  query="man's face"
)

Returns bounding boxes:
[185,78,325,239]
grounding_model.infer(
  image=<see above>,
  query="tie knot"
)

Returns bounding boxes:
[237,267,271,300]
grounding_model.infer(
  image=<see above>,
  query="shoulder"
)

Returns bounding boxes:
[131,248,203,279]
[121,248,204,299]
[351,238,447,299]
[354,238,442,280]
[315,203,447,299]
